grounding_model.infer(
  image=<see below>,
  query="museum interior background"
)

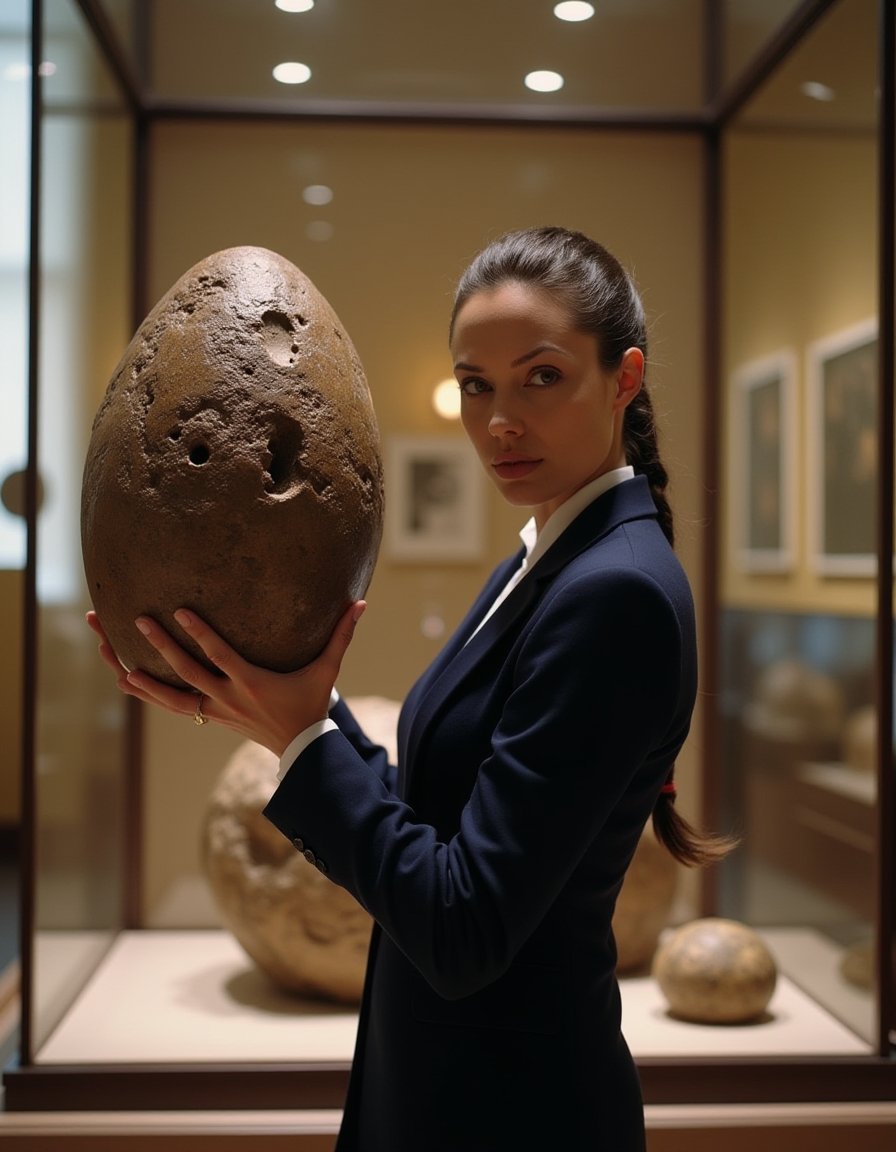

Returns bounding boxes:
[1,0,894,1134]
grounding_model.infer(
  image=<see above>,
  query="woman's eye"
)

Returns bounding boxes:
[460,378,490,396]
[530,367,560,387]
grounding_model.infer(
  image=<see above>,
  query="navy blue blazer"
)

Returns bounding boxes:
[264,475,697,1152]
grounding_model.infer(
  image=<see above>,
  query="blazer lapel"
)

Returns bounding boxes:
[401,476,659,786]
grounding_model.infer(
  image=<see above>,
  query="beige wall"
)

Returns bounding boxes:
[721,130,878,615]
[142,120,705,923]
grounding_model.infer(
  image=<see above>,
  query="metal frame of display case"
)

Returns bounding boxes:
[6,0,895,1113]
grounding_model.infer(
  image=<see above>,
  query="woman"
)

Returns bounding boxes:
[89,226,729,1150]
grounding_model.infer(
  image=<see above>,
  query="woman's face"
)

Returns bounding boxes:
[450,281,643,528]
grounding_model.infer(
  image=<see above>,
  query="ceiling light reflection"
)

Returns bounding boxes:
[303,183,333,205]
[306,220,334,242]
[524,70,564,93]
[275,0,315,12]
[554,2,595,21]
[273,61,311,85]
[800,80,835,102]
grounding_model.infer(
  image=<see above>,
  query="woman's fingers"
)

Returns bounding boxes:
[171,608,246,680]
[314,601,366,683]
[134,612,230,696]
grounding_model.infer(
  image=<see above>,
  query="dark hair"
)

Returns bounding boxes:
[451,226,735,869]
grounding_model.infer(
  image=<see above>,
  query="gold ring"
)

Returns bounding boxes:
[193,695,209,726]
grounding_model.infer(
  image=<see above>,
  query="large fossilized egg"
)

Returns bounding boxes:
[81,246,383,686]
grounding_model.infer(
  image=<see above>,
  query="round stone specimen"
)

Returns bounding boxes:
[613,827,679,974]
[652,917,777,1024]
[202,696,399,1002]
[81,246,383,686]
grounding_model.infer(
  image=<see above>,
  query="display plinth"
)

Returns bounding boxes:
[6,927,893,1112]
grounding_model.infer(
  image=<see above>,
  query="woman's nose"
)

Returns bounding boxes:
[488,402,524,438]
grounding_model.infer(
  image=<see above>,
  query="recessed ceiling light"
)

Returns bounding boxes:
[303,184,333,205]
[554,2,595,21]
[800,80,835,102]
[275,0,315,12]
[524,70,564,93]
[273,61,312,85]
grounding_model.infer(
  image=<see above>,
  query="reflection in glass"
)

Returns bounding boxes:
[719,0,878,1045]
[32,0,132,1053]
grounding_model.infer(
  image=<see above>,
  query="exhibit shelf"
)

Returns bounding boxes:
[6,926,895,1112]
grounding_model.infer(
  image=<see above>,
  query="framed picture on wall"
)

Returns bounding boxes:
[730,349,797,573]
[807,318,878,576]
[385,435,485,562]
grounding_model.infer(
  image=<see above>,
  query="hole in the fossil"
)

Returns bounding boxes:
[267,440,292,487]
[167,427,181,441]
[189,443,210,466]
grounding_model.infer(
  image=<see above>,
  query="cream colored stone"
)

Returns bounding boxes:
[652,917,778,1024]
[840,938,874,990]
[201,697,398,1002]
[81,246,383,687]
[614,827,679,974]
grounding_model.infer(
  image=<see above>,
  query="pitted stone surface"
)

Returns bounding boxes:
[81,246,383,686]
[652,917,778,1024]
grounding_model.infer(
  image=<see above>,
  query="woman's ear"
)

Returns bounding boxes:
[614,347,644,411]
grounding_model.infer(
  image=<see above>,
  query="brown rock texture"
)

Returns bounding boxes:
[81,246,383,686]
[202,696,399,1002]
[652,917,778,1024]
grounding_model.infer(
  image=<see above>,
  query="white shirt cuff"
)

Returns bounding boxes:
[277,718,339,781]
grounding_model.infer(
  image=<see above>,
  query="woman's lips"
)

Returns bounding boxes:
[493,457,541,480]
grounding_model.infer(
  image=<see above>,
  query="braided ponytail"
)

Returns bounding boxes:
[622,386,674,547]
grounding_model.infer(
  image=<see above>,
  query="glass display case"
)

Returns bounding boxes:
[6,0,894,1113]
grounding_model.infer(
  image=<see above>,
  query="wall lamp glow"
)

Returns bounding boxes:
[432,379,461,420]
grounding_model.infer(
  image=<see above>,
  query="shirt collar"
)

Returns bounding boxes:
[518,466,636,571]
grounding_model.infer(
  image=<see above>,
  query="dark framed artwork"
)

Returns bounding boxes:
[385,435,485,562]
[807,319,878,576]
[730,349,797,573]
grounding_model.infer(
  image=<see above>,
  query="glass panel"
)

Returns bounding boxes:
[137,0,705,112]
[31,0,133,1053]
[720,0,806,90]
[720,0,879,1046]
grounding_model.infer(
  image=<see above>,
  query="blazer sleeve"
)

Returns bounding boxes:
[329,695,397,793]
[263,564,689,1000]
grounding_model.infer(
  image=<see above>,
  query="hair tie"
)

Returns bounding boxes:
[660,780,677,797]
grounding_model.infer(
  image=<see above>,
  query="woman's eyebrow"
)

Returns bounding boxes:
[454,343,567,373]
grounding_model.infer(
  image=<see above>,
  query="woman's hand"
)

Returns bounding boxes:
[85,602,366,756]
